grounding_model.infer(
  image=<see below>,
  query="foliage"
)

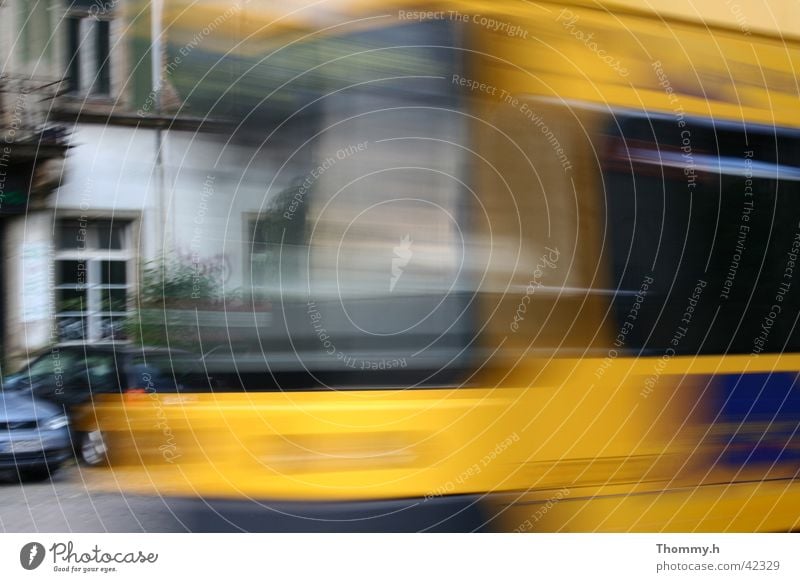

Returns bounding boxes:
[126,259,221,348]
[138,259,220,308]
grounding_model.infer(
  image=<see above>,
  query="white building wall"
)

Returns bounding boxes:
[56,124,305,289]
[165,130,306,292]
[51,124,159,259]
[5,209,55,362]
[0,117,305,363]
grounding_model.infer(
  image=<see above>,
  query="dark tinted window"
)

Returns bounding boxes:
[65,17,80,93]
[82,352,118,389]
[128,354,210,393]
[95,19,111,95]
[603,115,800,355]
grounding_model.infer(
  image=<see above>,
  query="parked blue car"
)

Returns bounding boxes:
[0,388,72,480]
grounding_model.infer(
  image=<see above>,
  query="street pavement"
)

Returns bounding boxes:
[0,462,186,532]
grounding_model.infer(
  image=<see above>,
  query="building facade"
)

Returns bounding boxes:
[3,0,307,366]
[3,0,462,381]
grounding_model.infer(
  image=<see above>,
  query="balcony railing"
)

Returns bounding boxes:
[0,75,68,149]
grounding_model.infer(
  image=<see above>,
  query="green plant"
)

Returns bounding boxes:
[138,259,221,307]
[126,259,221,347]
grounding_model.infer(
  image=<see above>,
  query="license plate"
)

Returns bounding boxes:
[5,440,44,454]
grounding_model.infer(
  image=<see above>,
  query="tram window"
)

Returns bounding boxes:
[603,116,800,355]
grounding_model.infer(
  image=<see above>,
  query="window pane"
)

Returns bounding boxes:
[26,350,79,399]
[98,317,126,341]
[27,356,54,378]
[84,353,118,389]
[101,288,127,311]
[604,117,800,355]
[57,221,85,249]
[57,260,88,285]
[250,216,299,289]
[57,288,87,313]
[95,19,110,95]
[128,355,206,392]
[58,219,127,250]
[57,316,87,341]
[101,260,127,284]
[96,221,125,250]
[250,252,270,289]
[65,17,81,93]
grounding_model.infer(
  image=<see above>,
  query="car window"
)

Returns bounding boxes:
[27,349,78,380]
[26,349,122,404]
[128,354,210,393]
[16,349,81,403]
[83,352,118,389]
[26,357,54,379]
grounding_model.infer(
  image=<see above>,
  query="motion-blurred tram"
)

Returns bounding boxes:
[89,0,800,531]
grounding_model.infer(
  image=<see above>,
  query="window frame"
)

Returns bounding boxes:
[54,218,134,344]
[63,8,115,98]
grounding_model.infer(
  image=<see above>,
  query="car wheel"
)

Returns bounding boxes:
[80,430,108,466]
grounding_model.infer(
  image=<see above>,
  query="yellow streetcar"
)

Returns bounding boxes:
[85,0,800,532]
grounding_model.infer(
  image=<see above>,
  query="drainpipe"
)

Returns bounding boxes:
[151,0,166,260]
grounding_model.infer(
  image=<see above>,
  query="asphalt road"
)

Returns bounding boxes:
[0,463,186,532]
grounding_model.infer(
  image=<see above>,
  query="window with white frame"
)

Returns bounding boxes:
[54,218,132,342]
[64,5,113,96]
